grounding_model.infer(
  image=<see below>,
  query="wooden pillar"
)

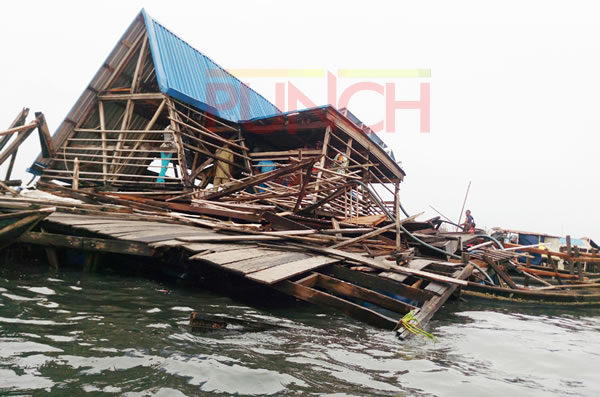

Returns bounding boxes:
[98,101,108,183]
[313,125,331,201]
[566,235,574,275]
[395,183,401,250]
[167,100,191,187]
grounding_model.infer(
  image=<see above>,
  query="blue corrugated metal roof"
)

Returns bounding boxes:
[142,10,280,122]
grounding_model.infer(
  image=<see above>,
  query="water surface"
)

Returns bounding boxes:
[1,266,598,396]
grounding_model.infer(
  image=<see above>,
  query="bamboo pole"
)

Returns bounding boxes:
[456,180,471,231]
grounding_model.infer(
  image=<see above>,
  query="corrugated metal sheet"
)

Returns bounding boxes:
[142,10,279,123]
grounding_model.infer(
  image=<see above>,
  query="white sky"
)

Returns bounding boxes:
[0,0,598,239]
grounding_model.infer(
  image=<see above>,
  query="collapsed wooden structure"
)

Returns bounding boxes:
[5,10,597,340]
[0,10,480,339]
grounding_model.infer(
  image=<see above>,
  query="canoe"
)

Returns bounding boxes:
[463,281,600,306]
[0,207,55,248]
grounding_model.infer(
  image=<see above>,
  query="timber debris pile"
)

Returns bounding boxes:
[1,10,599,340]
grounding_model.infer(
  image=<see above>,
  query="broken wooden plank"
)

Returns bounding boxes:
[293,244,468,286]
[316,273,417,314]
[247,256,340,284]
[191,247,273,264]
[274,280,397,329]
[323,264,435,303]
[223,252,309,275]
[397,264,474,339]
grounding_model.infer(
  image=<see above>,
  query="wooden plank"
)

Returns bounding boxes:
[331,212,423,249]
[379,271,409,284]
[98,93,164,101]
[274,280,397,329]
[191,247,272,264]
[85,225,151,235]
[181,243,252,253]
[150,239,185,248]
[223,252,309,275]
[247,256,340,285]
[177,235,281,243]
[17,231,154,257]
[316,274,417,314]
[203,157,316,200]
[323,264,435,303]
[398,264,473,340]
[424,281,446,295]
[407,259,433,271]
[484,257,518,289]
[294,244,468,286]
[132,231,218,243]
[113,228,208,239]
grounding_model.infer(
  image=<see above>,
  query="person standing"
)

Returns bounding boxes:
[461,210,476,233]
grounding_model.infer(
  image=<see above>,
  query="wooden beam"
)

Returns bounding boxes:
[291,244,469,286]
[0,108,29,153]
[0,121,37,137]
[0,124,37,166]
[98,101,108,182]
[17,231,155,256]
[397,264,473,339]
[483,257,518,289]
[203,157,317,200]
[35,112,56,159]
[316,273,417,314]
[274,280,397,329]
[167,100,191,187]
[72,157,80,190]
[323,264,435,302]
[330,212,423,249]
[313,125,331,199]
[98,93,164,101]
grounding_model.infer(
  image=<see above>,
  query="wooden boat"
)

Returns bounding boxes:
[0,207,55,249]
[463,281,600,306]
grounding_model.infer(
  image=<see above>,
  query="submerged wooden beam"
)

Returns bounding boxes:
[274,280,397,329]
[323,264,435,303]
[397,264,474,340]
[17,231,154,256]
[316,273,417,314]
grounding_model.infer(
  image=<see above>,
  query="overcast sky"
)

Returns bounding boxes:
[1,0,598,238]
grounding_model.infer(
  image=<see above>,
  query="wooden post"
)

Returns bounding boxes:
[456,180,471,231]
[566,235,574,274]
[167,100,191,187]
[313,125,331,201]
[34,112,56,158]
[98,101,108,183]
[0,108,29,152]
[4,151,17,181]
[394,183,401,250]
[40,228,59,272]
[574,246,583,281]
[73,157,80,190]
[546,251,563,285]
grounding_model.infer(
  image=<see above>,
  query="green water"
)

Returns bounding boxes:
[1,265,599,396]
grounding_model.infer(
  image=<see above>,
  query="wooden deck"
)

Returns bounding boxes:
[40,213,340,285]
[13,211,473,337]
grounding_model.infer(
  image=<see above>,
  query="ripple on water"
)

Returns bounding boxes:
[1,272,599,396]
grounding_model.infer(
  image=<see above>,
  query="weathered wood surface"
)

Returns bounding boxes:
[44,213,339,286]
[17,231,154,256]
[247,256,340,284]
[274,280,398,329]
[38,212,473,335]
[397,264,474,339]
